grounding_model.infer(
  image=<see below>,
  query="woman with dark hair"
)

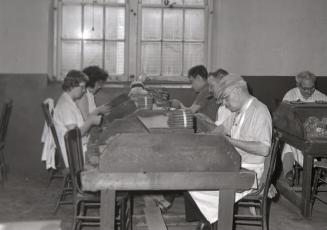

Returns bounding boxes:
[76,65,111,120]
[53,70,102,167]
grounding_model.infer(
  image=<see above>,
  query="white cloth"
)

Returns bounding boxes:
[41,98,56,169]
[86,89,97,114]
[282,88,327,166]
[190,97,272,223]
[53,92,88,167]
[215,105,232,126]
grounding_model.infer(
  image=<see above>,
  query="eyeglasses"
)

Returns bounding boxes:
[220,87,236,101]
[299,84,315,94]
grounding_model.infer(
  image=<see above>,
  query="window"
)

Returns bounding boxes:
[54,0,211,81]
[139,0,208,80]
[55,0,127,80]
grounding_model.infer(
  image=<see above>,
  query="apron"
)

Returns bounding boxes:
[190,97,263,223]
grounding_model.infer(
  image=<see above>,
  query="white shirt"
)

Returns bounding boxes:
[215,105,232,126]
[86,89,97,114]
[283,87,327,102]
[282,87,327,165]
[53,92,87,167]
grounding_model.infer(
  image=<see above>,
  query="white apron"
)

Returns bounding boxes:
[190,98,263,224]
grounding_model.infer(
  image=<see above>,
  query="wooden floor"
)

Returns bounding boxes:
[0,173,327,230]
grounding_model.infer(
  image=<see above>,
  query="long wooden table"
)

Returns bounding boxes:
[82,113,255,230]
[276,128,327,217]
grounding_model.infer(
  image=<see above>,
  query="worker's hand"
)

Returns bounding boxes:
[95,104,112,115]
[210,125,228,136]
[89,115,102,126]
[169,99,182,109]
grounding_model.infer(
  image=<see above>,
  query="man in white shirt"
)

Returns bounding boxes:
[188,74,272,229]
[54,70,102,167]
[76,66,111,120]
[282,71,327,185]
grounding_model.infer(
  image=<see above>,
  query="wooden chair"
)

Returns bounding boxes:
[311,160,327,212]
[0,99,13,185]
[64,127,131,230]
[41,99,72,213]
[234,129,281,230]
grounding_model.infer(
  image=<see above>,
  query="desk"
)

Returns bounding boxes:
[82,129,254,230]
[273,102,327,217]
[276,129,327,217]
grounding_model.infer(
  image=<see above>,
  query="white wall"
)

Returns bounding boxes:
[211,0,327,76]
[0,0,51,74]
[0,0,327,76]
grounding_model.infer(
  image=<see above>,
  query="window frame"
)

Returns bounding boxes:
[53,0,213,82]
[54,0,129,80]
[137,0,210,81]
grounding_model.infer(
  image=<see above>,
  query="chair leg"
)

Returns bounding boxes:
[73,199,82,230]
[47,169,55,188]
[0,149,8,185]
[311,168,322,212]
[54,174,72,214]
[262,199,268,230]
[128,195,133,230]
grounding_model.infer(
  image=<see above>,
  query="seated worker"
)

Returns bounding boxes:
[170,65,218,121]
[75,65,111,120]
[207,68,233,126]
[282,71,327,185]
[54,70,102,167]
[187,74,272,229]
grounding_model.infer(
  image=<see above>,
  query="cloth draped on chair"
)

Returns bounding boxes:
[41,99,56,169]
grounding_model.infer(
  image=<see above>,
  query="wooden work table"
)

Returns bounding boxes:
[82,111,255,230]
[275,128,327,218]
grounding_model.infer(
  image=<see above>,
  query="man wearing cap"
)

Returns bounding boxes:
[187,74,272,229]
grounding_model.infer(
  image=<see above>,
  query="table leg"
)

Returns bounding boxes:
[302,154,313,218]
[101,189,116,230]
[217,189,235,230]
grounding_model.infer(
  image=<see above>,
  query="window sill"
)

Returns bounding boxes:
[104,80,192,88]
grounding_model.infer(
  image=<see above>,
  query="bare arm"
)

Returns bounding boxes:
[66,115,101,136]
[226,137,270,157]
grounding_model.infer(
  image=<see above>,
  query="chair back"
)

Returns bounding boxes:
[64,127,84,193]
[41,99,65,169]
[0,99,13,143]
[253,128,281,196]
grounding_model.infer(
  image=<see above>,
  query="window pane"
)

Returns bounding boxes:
[184,0,204,5]
[183,43,204,75]
[61,41,81,75]
[62,5,82,39]
[83,41,103,68]
[185,9,204,41]
[141,43,161,76]
[105,42,124,75]
[162,43,182,76]
[142,8,162,40]
[106,7,125,40]
[163,9,183,41]
[142,0,161,4]
[83,5,103,39]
